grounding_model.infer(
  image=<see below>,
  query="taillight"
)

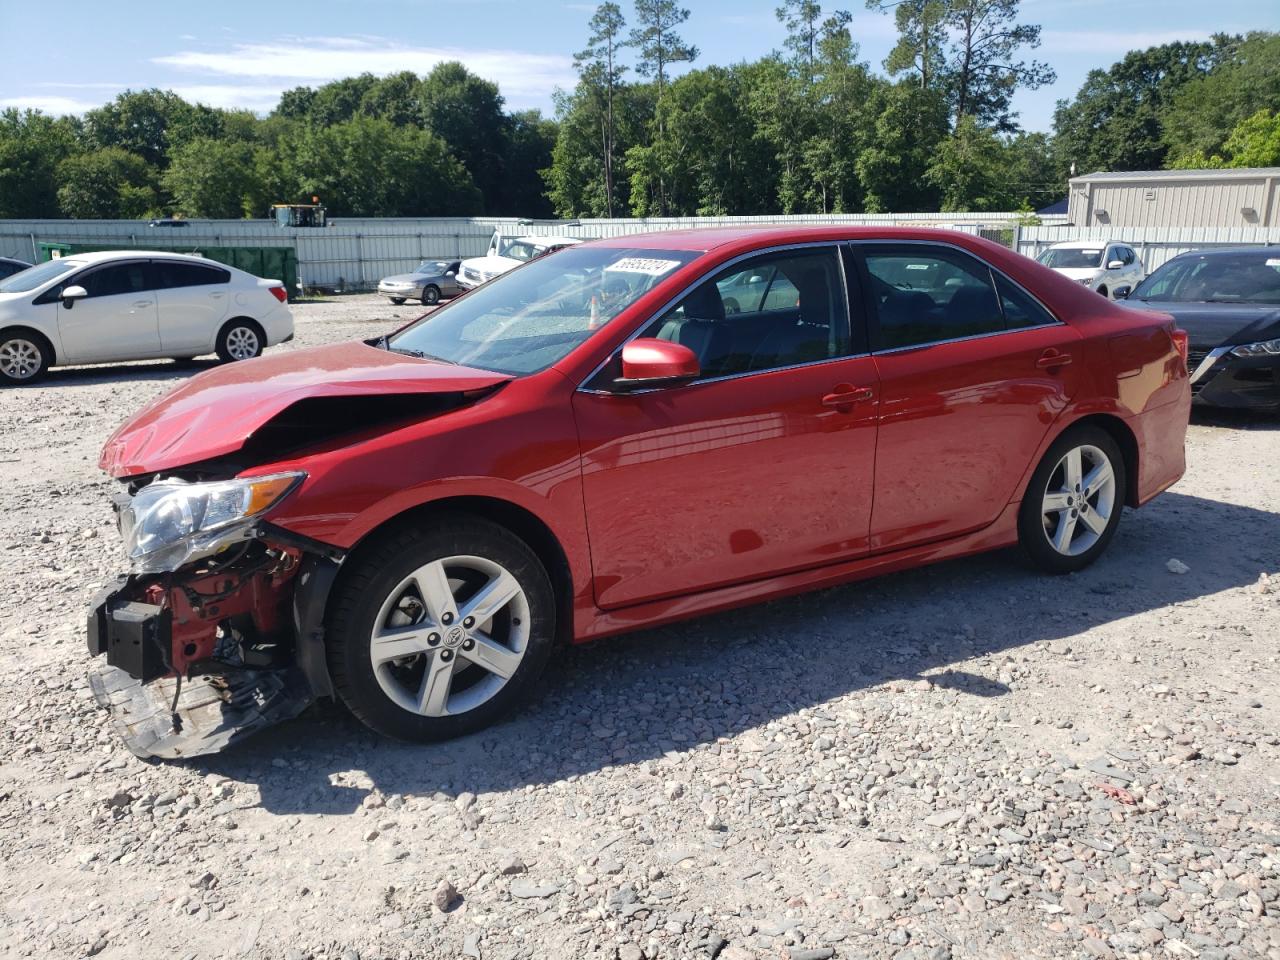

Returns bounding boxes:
[269,285,287,303]
[1171,328,1189,371]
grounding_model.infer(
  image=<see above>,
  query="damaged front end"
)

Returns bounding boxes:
[86,471,342,759]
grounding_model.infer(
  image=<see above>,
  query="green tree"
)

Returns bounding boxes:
[547,81,653,217]
[360,71,425,126]
[0,109,80,218]
[628,0,698,101]
[926,115,1021,210]
[56,147,158,218]
[1051,40,1226,176]
[163,137,257,218]
[418,62,511,211]
[277,116,480,217]
[574,2,629,216]
[1162,32,1280,166]
[944,0,1054,130]
[856,81,949,211]
[867,0,947,91]
[306,74,380,127]
[1171,109,1280,169]
[505,110,558,218]
[777,0,824,84]
[83,89,219,168]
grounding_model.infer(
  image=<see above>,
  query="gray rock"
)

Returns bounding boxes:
[509,878,560,899]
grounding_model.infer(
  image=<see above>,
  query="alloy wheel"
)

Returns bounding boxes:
[225,326,260,360]
[1040,444,1117,556]
[369,555,530,717]
[0,338,42,381]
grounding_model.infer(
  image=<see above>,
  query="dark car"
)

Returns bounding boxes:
[1125,248,1280,410]
[0,256,32,281]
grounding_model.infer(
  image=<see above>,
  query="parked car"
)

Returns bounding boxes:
[1123,247,1280,410]
[1036,240,1145,299]
[378,260,463,305]
[87,227,1189,757]
[0,251,293,384]
[457,234,582,290]
[0,256,33,281]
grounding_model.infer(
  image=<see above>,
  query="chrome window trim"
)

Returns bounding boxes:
[576,240,860,394]
[1189,346,1230,384]
[846,238,1066,354]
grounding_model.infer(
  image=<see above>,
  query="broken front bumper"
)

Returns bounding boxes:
[85,532,342,759]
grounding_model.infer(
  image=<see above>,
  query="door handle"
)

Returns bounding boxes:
[133,300,154,308]
[209,292,225,298]
[1036,350,1072,370]
[821,385,875,408]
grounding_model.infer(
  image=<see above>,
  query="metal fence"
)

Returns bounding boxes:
[1014,225,1280,273]
[0,213,1055,290]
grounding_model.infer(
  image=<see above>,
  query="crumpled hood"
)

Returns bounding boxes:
[99,342,512,478]
[1126,300,1280,350]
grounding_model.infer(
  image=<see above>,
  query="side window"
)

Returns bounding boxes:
[1122,247,1136,265]
[995,275,1057,329]
[79,262,152,299]
[154,261,230,289]
[862,246,1003,350]
[641,247,850,378]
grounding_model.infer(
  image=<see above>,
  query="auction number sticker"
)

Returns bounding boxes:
[609,257,682,276]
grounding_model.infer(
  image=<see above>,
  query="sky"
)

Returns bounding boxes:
[0,0,1276,134]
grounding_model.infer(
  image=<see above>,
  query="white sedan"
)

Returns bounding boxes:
[0,251,294,384]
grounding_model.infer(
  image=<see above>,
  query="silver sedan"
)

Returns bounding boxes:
[378,260,464,305]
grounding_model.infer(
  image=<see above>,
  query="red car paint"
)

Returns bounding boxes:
[101,227,1189,646]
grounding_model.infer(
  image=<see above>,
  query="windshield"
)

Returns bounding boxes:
[502,240,542,262]
[416,261,450,274]
[1038,247,1103,269]
[387,246,697,375]
[1131,252,1280,304]
[0,258,81,293]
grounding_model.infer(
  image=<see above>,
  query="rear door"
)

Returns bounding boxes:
[56,260,161,362]
[153,259,232,354]
[853,242,1082,552]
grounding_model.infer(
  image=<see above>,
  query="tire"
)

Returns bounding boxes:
[422,285,441,305]
[1018,425,1126,574]
[0,328,51,385]
[389,297,406,305]
[215,319,265,363]
[325,516,557,742]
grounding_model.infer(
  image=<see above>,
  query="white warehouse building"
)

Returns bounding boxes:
[1067,167,1280,229]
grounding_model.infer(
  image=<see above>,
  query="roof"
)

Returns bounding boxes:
[1166,246,1280,260]
[1044,238,1127,248]
[1071,167,1280,183]
[54,250,218,265]
[589,224,1009,252]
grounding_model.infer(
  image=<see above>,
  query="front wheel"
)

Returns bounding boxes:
[1018,425,1126,574]
[389,297,406,305]
[0,331,51,385]
[422,285,441,305]
[216,319,264,363]
[325,517,556,742]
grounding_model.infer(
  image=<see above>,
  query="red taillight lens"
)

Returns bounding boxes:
[1171,328,1189,370]
[269,285,287,303]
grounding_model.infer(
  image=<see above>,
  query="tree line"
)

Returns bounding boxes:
[0,2,1276,222]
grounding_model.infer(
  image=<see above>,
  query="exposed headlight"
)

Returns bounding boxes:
[1231,338,1280,358]
[119,472,304,573]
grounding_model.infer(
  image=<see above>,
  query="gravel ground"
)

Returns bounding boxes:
[0,293,1277,960]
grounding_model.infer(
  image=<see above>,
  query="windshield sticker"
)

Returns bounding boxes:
[608,257,683,276]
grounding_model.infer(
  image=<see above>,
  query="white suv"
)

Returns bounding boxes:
[0,251,294,384]
[1035,241,1145,299]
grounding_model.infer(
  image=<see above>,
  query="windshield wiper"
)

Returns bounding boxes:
[389,346,458,364]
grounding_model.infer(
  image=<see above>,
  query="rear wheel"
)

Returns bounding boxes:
[326,517,556,742]
[1018,425,1125,573]
[389,297,406,305]
[422,285,441,305]
[216,319,264,363]
[0,330,51,384]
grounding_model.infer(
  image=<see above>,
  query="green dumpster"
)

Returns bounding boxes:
[37,242,73,261]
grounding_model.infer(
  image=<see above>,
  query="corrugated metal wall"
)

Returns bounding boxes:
[1068,174,1280,229]
[0,213,1055,290]
[1015,225,1280,272]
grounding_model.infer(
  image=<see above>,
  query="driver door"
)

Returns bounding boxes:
[571,245,880,610]
[56,260,161,362]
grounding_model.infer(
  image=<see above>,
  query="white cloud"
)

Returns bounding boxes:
[168,85,289,112]
[0,95,99,115]
[152,36,576,109]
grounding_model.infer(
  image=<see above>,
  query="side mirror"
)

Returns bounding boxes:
[1113,285,1132,300]
[61,285,87,307]
[445,271,456,277]
[613,338,700,392]
[1107,259,1125,270]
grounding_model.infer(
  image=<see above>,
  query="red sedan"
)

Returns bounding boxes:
[89,227,1190,756]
